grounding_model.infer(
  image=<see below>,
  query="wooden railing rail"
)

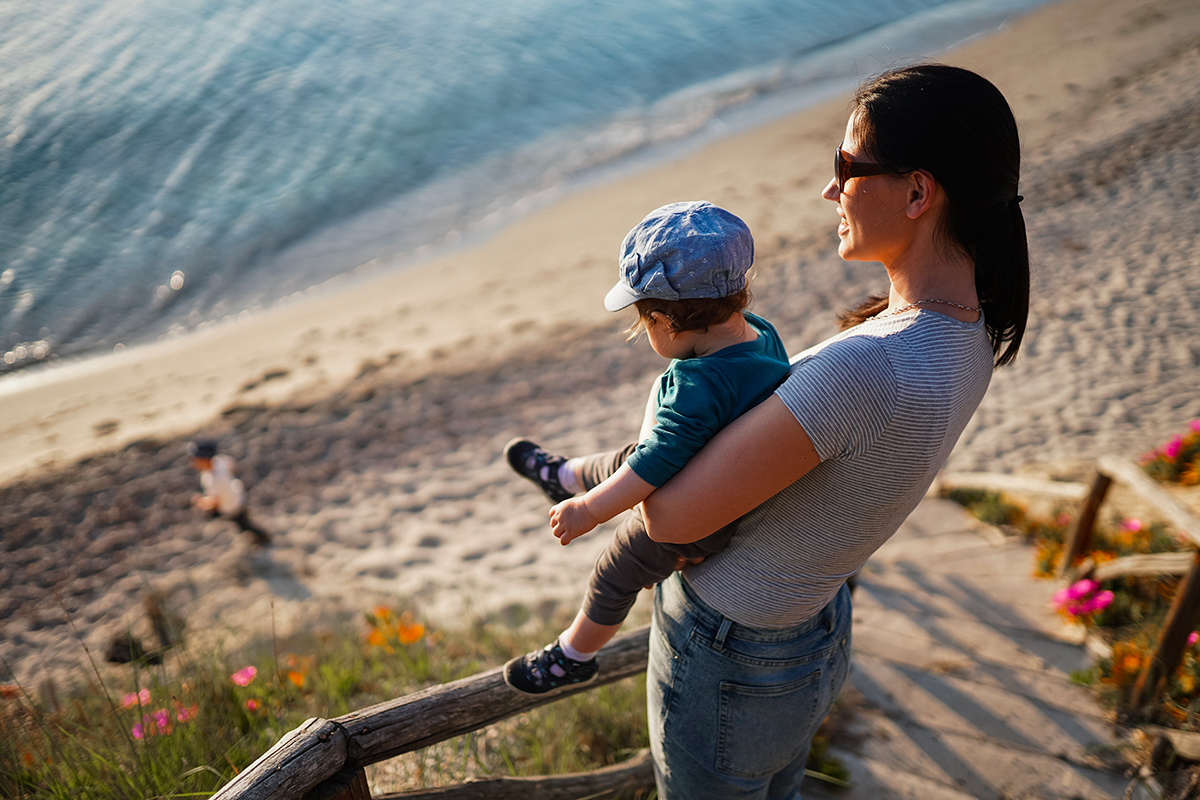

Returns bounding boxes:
[937,471,1090,501]
[210,625,652,800]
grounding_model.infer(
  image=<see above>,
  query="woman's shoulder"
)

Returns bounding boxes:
[792,310,988,367]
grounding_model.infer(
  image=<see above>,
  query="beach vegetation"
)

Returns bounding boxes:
[947,475,1200,730]
[0,604,850,798]
[1141,420,1200,486]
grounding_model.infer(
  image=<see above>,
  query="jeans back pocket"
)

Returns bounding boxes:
[716,670,821,779]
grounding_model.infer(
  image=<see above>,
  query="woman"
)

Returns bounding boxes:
[637,64,1028,799]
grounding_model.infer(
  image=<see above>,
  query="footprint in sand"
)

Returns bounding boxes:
[93,419,119,437]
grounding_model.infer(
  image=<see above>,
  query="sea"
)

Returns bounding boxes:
[0,0,1051,375]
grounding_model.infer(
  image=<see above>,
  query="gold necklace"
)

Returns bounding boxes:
[872,299,982,319]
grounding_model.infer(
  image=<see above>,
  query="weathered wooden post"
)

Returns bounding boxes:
[1057,470,1112,577]
[305,765,372,800]
[1131,552,1200,710]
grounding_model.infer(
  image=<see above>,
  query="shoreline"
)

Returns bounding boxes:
[0,0,1055,390]
[0,0,1071,490]
[3,0,1200,690]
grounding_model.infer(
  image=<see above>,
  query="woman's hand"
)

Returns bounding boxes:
[641,394,820,544]
[549,497,603,545]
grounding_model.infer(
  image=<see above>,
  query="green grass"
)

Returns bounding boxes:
[1069,667,1097,686]
[1,608,849,798]
[944,488,1026,529]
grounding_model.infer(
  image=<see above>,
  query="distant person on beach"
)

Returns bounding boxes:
[188,439,271,546]
[512,64,1028,800]
[502,201,790,694]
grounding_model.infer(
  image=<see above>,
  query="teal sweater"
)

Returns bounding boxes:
[626,312,790,487]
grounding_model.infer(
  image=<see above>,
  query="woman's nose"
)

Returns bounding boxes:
[821,178,840,201]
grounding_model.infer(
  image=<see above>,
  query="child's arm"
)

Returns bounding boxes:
[549,463,654,545]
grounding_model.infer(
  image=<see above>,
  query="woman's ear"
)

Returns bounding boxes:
[905,169,939,219]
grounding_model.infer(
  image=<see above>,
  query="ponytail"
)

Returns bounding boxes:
[976,197,1029,366]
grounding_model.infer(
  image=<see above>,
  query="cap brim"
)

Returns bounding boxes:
[604,282,642,312]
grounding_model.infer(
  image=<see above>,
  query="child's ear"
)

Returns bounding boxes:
[648,311,675,332]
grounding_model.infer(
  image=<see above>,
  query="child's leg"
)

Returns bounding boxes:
[230,509,272,546]
[504,512,739,695]
[505,439,636,503]
[580,513,737,628]
[559,610,621,658]
[572,443,638,492]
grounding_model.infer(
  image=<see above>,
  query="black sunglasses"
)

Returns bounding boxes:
[834,144,906,193]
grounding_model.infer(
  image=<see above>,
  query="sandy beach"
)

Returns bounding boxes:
[3,0,1200,691]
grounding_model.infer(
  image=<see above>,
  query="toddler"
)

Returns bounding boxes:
[503,201,789,694]
[188,438,271,546]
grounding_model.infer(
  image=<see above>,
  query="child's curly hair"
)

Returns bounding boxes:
[626,288,751,339]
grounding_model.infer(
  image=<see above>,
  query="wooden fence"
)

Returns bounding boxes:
[943,455,1200,710]
[210,626,654,800]
[212,456,1199,798]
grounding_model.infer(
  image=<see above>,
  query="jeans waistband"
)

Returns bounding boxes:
[674,573,846,646]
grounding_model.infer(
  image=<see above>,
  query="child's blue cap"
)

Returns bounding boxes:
[604,201,754,312]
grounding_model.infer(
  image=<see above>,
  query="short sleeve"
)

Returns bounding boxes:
[776,336,897,461]
[627,362,736,487]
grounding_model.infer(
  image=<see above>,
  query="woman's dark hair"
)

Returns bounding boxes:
[841,64,1029,367]
[627,288,751,339]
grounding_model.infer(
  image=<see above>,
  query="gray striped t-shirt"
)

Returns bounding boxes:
[684,309,994,628]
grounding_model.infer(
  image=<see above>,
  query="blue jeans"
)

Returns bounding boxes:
[649,573,852,800]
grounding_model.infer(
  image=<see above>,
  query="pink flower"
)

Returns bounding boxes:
[120,688,152,709]
[246,698,261,712]
[1053,580,1111,618]
[1066,579,1097,601]
[175,703,199,723]
[132,710,171,739]
[1164,436,1184,460]
[1120,518,1143,532]
[1056,513,1072,527]
[1189,632,1199,647]
[1086,591,1113,614]
[1189,420,1200,434]
[230,666,257,687]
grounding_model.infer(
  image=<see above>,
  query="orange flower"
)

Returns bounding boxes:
[367,629,386,647]
[288,671,305,689]
[0,685,20,699]
[396,622,425,645]
[1163,703,1188,723]
[1181,463,1200,487]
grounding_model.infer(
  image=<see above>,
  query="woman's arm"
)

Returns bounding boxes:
[640,394,820,544]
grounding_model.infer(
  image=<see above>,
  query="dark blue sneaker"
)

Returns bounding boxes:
[504,438,575,504]
[504,640,599,695]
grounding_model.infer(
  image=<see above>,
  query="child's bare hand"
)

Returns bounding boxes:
[549,498,600,545]
[191,493,217,511]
